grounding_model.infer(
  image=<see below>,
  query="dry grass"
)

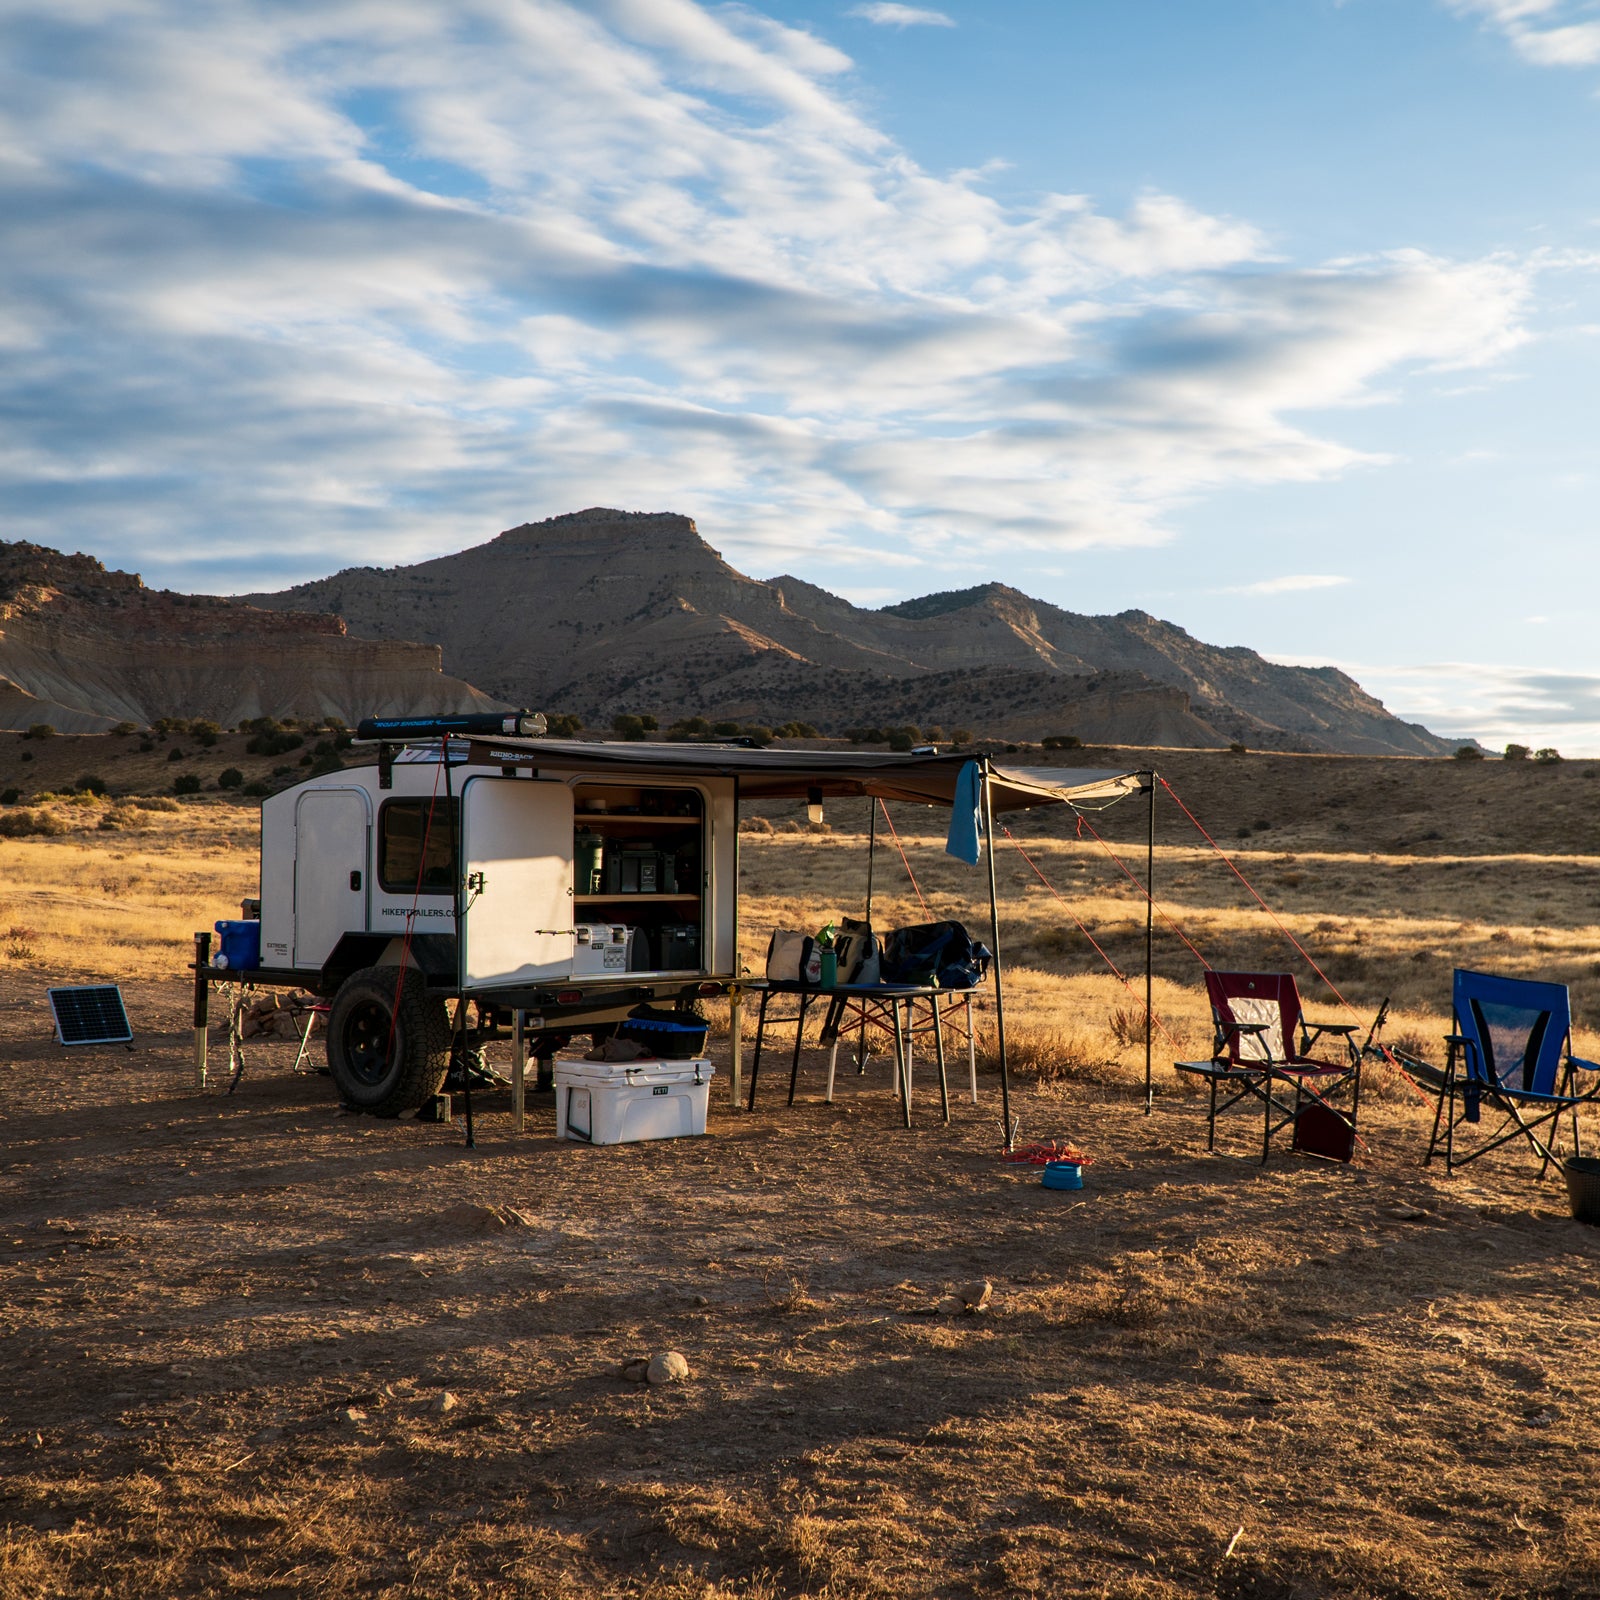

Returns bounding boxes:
[4,758,1600,1597]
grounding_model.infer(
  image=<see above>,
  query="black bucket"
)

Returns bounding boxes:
[1562,1156,1600,1225]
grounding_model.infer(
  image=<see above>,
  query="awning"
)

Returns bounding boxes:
[457,736,1148,813]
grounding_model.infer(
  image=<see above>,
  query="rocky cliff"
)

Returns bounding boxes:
[245,509,1454,755]
[0,543,502,731]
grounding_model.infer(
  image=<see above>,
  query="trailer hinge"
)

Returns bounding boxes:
[466,871,487,895]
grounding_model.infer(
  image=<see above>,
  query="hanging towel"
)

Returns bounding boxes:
[945,760,982,865]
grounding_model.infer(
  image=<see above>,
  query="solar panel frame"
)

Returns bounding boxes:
[48,984,133,1046]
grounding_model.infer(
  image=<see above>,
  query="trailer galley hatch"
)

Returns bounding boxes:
[460,777,575,988]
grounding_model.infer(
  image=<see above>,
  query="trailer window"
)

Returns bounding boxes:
[378,799,459,894]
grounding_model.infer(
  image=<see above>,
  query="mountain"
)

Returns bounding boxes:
[245,509,1455,756]
[0,542,501,732]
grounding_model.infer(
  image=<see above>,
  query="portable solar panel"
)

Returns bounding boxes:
[48,985,132,1046]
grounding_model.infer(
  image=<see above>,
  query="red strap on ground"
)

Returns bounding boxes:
[877,799,933,919]
[1001,1140,1093,1166]
[1002,827,1183,1052]
[1072,810,1213,970]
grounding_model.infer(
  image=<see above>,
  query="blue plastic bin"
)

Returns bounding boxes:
[618,1016,709,1059]
[214,919,261,972]
[1042,1161,1084,1191]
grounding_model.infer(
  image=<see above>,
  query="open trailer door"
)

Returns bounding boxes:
[459,776,575,988]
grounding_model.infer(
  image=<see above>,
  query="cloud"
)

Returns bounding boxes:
[1444,0,1600,66]
[1274,656,1600,755]
[0,0,1545,593]
[847,4,957,27]
[1220,575,1352,596]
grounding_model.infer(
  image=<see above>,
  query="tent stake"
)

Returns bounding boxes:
[1145,770,1155,1114]
[982,764,1013,1150]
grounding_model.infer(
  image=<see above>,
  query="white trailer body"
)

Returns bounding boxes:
[258,755,738,991]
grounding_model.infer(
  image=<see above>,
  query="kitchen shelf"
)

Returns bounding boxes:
[575,893,700,903]
[574,815,701,826]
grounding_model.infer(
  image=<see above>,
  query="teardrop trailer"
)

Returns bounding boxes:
[192,714,1154,1142]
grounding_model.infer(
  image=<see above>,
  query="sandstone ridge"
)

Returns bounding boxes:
[245,510,1453,755]
[0,542,502,731]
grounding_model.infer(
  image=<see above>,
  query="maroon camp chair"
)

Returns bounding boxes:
[1175,971,1363,1163]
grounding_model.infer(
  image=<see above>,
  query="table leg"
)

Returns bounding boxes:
[747,989,770,1111]
[787,992,812,1107]
[932,997,950,1125]
[966,994,978,1103]
[893,999,911,1128]
[729,988,743,1110]
[512,1009,526,1133]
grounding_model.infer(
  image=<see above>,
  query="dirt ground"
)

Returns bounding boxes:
[4,747,1600,1597]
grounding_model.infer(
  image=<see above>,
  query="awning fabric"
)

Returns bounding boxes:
[457,736,1148,813]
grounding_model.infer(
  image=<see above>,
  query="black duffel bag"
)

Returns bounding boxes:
[880,920,992,989]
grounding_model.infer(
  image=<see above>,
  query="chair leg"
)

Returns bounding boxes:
[966,994,978,1104]
[1207,1074,1219,1150]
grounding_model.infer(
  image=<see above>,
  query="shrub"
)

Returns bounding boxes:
[612,714,649,741]
[18,752,30,763]
[1228,742,1247,755]
[712,720,740,738]
[23,723,54,740]
[1535,747,1562,764]
[1504,743,1530,761]
[739,815,775,834]
[246,729,304,757]
[307,746,344,777]
[1453,745,1484,760]
[545,713,583,737]
[73,774,109,795]
[886,729,914,752]
[187,719,221,747]
[137,740,153,753]
[952,728,973,744]
[167,747,185,761]
[774,721,819,739]
[0,809,67,837]
[0,788,19,805]
[241,781,271,798]
[217,767,244,789]
[1042,734,1083,750]
[132,795,180,812]
[110,721,139,736]
[742,725,773,748]
[173,773,202,795]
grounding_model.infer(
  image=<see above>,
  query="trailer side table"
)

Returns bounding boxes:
[745,980,975,1127]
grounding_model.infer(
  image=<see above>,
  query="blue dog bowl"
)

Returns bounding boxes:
[1042,1161,1084,1191]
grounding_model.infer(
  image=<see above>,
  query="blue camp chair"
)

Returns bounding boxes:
[1425,969,1600,1176]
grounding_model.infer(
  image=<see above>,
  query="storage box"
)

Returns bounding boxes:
[602,844,673,894]
[213,918,261,971]
[572,923,629,975]
[553,1057,715,1144]
[656,922,700,970]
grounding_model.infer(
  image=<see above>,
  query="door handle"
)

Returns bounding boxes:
[349,870,362,891]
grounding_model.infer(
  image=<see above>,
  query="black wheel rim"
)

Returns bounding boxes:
[341,997,397,1087]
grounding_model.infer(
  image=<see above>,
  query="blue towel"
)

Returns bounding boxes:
[945,760,982,865]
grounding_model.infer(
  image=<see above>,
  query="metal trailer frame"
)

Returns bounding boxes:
[194,731,1154,1146]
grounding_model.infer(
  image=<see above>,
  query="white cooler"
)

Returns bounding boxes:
[553,1057,715,1145]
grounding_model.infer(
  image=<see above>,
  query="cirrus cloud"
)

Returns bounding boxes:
[0,0,1543,592]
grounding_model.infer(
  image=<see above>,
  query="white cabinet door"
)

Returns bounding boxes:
[293,788,371,968]
[461,777,574,988]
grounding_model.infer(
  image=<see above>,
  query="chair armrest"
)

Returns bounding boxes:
[1567,1055,1600,1074]
[1444,1034,1470,1047]
[1306,1021,1357,1035]
[1218,1020,1268,1035]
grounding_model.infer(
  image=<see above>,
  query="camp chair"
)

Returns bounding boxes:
[1175,971,1362,1163]
[1424,969,1600,1177]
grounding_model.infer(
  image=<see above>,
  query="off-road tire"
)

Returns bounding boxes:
[326,965,451,1116]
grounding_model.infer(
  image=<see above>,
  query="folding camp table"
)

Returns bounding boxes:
[744,979,978,1127]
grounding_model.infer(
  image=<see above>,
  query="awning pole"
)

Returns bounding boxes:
[730,775,742,1111]
[982,764,1013,1150]
[444,737,474,1150]
[1145,771,1155,1115]
[866,796,877,925]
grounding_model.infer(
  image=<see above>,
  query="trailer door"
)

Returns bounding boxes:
[293,787,372,968]
[460,777,574,988]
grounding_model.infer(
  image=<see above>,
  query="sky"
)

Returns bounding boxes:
[2,0,1598,750]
